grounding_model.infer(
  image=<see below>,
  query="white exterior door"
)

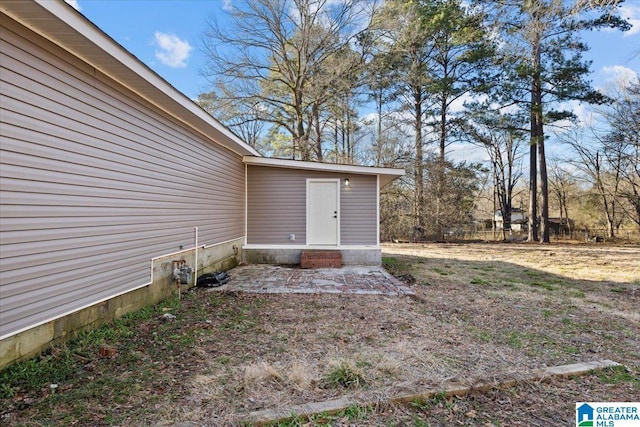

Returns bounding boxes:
[307,179,339,245]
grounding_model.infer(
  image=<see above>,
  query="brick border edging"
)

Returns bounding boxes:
[240,359,621,426]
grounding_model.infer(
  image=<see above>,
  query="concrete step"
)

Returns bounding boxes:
[300,250,342,269]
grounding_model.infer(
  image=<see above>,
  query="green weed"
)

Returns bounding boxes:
[382,257,398,267]
[215,356,231,365]
[529,281,556,291]
[269,404,372,426]
[569,290,586,298]
[322,360,366,389]
[342,403,372,420]
[597,366,640,389]
[269,413,305,426]
[412,417,431,427]
[506,331,522,349]
[470,327,492,342]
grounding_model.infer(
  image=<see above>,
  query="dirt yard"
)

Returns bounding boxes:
[1,243,638,426]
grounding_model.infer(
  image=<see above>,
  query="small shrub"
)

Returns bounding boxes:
[322,359,366,389]
[342,403,372,420]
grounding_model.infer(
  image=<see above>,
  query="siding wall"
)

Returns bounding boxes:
[247,165,377,245]
[0,17,245,339]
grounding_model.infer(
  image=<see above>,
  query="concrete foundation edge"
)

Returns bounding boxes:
[242,247,381,265]
[0,238,243,370]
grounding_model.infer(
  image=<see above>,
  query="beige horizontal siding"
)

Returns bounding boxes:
[341,177,377,245]
[0,17,245,338]
[247,166,377,245]
[247,166,306,244]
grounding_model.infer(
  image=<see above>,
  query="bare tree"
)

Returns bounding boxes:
[197,91,265,149]
[602,76,640,230]
[548,159,577,238]
[464,117,525,239]
[562,128,623,238]
[200,0,372,161]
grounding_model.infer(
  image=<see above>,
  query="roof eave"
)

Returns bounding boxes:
[0,0,260,157]
[243,156,405,187]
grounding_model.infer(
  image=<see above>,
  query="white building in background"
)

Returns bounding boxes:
[494,208,528,232]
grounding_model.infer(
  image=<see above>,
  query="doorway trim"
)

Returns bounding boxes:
[306,178,340,245]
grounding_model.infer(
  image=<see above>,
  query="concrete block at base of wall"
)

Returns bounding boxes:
[243,248,381,266]
[341,249,382,265]
[0,238,243,370]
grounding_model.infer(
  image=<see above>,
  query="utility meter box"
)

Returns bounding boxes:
[178,265,193,284]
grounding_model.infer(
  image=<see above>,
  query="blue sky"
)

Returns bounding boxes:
[67,0,640,102]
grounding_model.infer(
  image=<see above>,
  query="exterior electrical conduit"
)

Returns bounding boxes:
[194,226,199,288]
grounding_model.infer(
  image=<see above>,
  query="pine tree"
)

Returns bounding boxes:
[477,0,630,242]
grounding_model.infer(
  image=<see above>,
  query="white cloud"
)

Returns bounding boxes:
[619,4,640,37]
[223,0,233,12]
[547,100,597,133]
[449,93,470,114]
[602,65,638,86]
[567,101,596,127]
[153,32,192,68]
[64,0,81,11]
[447,142,489,164]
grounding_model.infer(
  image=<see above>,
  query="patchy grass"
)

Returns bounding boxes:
[1,243,639,426]
[268,403,373,427]
[322,359,367,389]
[596,365,640,390]
[529,281,557,291]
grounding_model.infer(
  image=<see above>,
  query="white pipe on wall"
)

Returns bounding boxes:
[194,226,199,287]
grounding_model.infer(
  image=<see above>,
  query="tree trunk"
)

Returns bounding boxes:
[376,88,383,166]
[539,126,550,243]
[528,117,538,242]
[345,108,352,164]
[528,28,541,243]
[334,118,339,161]
[563,198,571,238]
[435,97,447,233]
[312,103,323,161]
[414,88,425,241]
[439,98,447,164]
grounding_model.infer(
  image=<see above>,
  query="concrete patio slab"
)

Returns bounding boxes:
[207,264,415,296]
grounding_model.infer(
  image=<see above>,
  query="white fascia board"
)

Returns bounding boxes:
[6,0,260,157]
[243,156,404,185]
